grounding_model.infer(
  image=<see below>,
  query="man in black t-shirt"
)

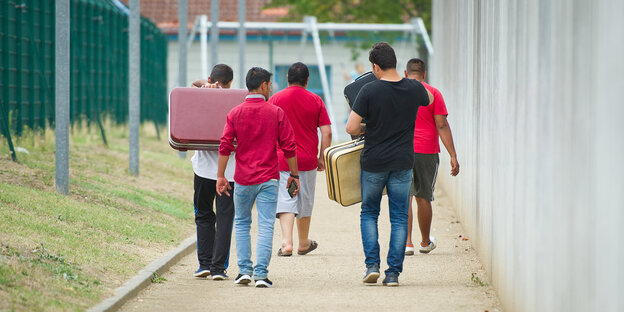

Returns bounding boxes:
[346,42,432,287]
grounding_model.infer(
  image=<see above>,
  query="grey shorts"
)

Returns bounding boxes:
[275,170,317,218]
[409,153,439,201]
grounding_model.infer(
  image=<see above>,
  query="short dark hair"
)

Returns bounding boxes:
[210,64,233,85]
[287,62,309,86]
[245,67,272,91]
[368,42,397,70]
[406,58,426,76]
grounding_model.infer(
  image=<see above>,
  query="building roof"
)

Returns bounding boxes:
[120,0,288,34]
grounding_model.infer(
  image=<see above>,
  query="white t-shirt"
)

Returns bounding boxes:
[191,150,235,181]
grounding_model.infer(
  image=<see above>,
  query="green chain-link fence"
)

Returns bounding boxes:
[0,0,168,160]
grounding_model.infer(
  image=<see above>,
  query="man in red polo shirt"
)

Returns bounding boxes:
[269,62,332,257]
[217,67,299,288]
[403,58,460,256]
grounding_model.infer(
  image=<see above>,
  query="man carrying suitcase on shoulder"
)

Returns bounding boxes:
[346,42,432,287]
[269,62,332,257]
[190,64,236,280]
[217,67,300,288]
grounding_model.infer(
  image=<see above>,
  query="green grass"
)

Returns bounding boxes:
[0,123,195,311]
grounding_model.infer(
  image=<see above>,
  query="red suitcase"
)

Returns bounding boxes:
[169,87,248,151]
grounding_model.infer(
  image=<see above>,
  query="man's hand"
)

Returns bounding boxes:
[191,79,219,88]
[201,81,220,88]
[191,79,208,88]
[317,156,325,171]
[450,156,460,176]
[286,176,300,197]
[216,177,232,196]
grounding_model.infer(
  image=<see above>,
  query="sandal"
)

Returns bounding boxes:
[277,248,292,257]
[297,240,318,255]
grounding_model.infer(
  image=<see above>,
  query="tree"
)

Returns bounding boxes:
[266,0,432,31]
[266,0,432,61]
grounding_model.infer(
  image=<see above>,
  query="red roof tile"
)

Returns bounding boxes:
[120,0,289,33]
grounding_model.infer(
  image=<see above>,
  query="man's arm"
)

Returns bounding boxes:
[276,108,300,196]
[434,115,459,176]
[345,111,364,136]
[216,155,232,196]
[216,114,236,196]
[317,125,332,171]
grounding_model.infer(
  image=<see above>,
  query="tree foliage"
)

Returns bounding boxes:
[266,0,432,31]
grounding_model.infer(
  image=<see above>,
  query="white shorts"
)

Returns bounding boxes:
[276,170,317,218]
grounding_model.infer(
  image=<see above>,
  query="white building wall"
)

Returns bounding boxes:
[431,1,624,311]
[167,38,425,142]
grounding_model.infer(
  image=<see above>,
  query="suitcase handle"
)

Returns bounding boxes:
[350,136,365,147]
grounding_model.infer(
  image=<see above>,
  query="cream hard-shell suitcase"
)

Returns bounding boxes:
[324,139,364,206]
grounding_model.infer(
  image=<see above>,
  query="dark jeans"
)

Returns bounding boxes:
[360,169,412,276]
[194,174,235,273]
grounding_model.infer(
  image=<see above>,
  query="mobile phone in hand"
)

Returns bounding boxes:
[287,180,298,198]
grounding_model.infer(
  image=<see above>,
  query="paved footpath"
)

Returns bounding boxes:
[120,172,502,311]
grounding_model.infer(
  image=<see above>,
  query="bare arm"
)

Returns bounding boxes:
[434,115,459,176]
[345,110,364,136]
[317,125,332,171]
[216,154,233,196]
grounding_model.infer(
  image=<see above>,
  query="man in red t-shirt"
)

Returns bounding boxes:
[268,62,332,257]
[404,58,460,255]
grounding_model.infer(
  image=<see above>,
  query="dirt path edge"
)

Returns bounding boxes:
[88,235,197,312]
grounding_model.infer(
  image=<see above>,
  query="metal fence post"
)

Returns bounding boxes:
[178,0,187,159]
[129,0,140,176]
[200,15,208,79]
[210,0,219,69]
[238,0,245,88]
[55,0,70,195]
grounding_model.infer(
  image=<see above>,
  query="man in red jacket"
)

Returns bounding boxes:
[269,62,332,257]
[217,67,299,288]
[403,58,460,256]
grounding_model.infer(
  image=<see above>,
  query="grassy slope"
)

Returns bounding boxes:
[0,124,195,311]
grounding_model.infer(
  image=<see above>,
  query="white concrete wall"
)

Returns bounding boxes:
[167,38,425,142]
[431,1,624,311]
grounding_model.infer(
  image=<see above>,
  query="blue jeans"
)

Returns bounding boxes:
[234,180,278,279]
[360,169,412,276]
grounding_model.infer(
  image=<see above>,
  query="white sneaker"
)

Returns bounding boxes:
[419,237,437,254]
[254,278,273,288]
[234,274,252,285]
[405,244,415,256]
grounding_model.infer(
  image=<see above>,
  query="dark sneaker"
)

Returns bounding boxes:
[211,271,228,280]
[193,268,210,278]
[255,278,273,288]
[382,275,399,287]
[362,264,380,284]
[234,274,252,285]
